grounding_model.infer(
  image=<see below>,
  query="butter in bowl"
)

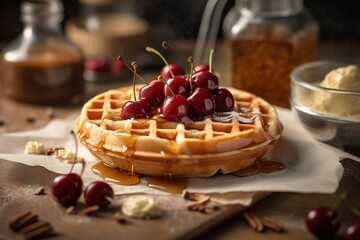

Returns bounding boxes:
[291,61,360,150]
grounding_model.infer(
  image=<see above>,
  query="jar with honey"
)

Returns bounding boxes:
[1,0,85,104]
[223,0,318,108]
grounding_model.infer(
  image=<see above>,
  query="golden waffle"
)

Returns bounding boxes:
[75,85,282,177]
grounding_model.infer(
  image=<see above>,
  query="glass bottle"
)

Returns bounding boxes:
[1,0,85,104]
[223,0,318,108]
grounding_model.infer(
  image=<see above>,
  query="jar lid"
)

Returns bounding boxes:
[79,0,124,6]
[239,0,304,17]
[21,0,63,23]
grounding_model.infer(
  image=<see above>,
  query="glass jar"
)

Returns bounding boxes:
[1,0,85,104]
[223,0,318,108]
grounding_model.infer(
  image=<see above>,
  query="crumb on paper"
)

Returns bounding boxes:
[34,187,45,195]
[24,141,84,163]
[55,149,84,163]
[182,190,210,204]
[121,195,164,219]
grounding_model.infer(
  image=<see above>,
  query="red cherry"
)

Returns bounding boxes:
[84,181,114,208]
[344,223,360,240]
[160,95,189,121]
[306,207,341,239]
[140,80,165,108]
[213,88,235,112]
[85,58,111,72]
[192,71,219,94]
[187,87,215,117]
[164,76,190,98]
[160,63,185,80]
[51,173,83,207]
[110,60,124,75]
[147,78,160,84]
[194,64,209,72]
[121,98,151,119]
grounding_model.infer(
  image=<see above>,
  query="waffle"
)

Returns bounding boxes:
[75,85,282,177]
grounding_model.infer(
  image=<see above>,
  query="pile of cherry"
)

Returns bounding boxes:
[120,44,235,122]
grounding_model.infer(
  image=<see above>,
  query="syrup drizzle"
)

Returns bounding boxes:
[91,162,140,185]
[147,176,188,194]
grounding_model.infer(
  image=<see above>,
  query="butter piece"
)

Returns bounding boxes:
[25,141,46,155]
[122,195,163,219]
[320,65,360,91]
[307,65,360,119]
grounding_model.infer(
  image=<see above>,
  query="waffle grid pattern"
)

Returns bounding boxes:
[80,86,276,146]
[75,85,281,176]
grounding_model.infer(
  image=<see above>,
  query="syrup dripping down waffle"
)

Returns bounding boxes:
[75,85,282,177]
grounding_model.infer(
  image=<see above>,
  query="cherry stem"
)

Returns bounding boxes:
[131,62,138,102]
[69,130,84,176]
[347,202,360,217]
[117,56,146,84]
[332,191,347,210]
[333,191,360,217]
[188,56,194,93]
[162,41,188,64]
[146,46,174,78]
[209,49,214,73]
[158,75,175,97]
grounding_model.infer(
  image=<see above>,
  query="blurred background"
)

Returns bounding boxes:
[0,0,359,105]
[1,0,360,43]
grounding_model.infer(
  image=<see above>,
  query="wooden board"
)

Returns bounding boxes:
[0,159,268,240]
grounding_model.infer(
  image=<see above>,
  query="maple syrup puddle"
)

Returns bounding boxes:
[91,162,140,185]
[232,160,284,177]
[147,177,188,194]
[91,162,188,193]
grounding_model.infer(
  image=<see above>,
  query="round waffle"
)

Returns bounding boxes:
[75,85,282,177]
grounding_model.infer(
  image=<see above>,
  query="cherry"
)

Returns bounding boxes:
[146,46,185,82]
[164,75,190,98]
[344,223,360,240]
[51,173,83,207]
[121,61,152,119]
[306,207,341,239]
[110,60,124,75]
[194,64,209,72]
[121,98,151,119]
[160,95,189,122]
[84,181,114,208]
[161,63,185,80]
[140,80,165,108]
[194,48,215,73]
[191,71,219,94]
[213,88,235,112]
[85,58,110,72]
[147,78,160,84]
[187,87,215,117]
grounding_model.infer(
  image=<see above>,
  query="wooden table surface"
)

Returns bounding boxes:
[0,40,359,240]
